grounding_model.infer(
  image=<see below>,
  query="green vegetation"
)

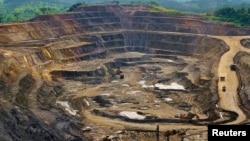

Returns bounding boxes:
[67,2,85,12]
[149,5,181,15]
[0,0,181,23]
[0,0,79,23]
[157,0,250,13]
[212,7,250,26]
[131,0,181,14]
[0,0,249,25]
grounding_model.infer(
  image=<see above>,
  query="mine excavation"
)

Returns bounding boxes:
[0,3,250,141]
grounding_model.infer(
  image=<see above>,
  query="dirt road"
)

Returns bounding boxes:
[215,36,250,124]
[72,34,250,140]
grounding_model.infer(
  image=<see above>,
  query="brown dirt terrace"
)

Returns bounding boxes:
[0,4,250,141]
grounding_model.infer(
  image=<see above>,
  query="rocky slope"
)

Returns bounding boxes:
[0,4,250,141]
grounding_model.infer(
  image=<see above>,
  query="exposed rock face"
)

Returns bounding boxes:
[0,105,85,141]
[0,4,249,141]
[234,52,250,116]
[241,39,250,48]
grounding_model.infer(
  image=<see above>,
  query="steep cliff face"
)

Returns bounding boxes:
[234,52,250,116]
[0,4,249,141]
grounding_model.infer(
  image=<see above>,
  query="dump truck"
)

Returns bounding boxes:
[230,64,236,71]
[220,76,225,81]
[222,85,226,92]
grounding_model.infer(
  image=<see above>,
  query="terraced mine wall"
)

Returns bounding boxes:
[0,5,246,74]
[1,5,250,43]
[0,4,249,141]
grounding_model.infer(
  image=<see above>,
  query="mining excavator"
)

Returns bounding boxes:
[175,112,200,120]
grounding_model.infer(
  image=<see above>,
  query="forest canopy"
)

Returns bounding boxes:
[0,0,69,23]
[212,7,250,26]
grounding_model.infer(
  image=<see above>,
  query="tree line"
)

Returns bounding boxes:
[0,0,87,23]
[213,7,250,26]
[0,0,250,27]
[0,2,66,23]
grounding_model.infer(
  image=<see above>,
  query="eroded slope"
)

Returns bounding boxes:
[0,4,249,141]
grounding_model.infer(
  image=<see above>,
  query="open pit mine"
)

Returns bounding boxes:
[0,4,250,141]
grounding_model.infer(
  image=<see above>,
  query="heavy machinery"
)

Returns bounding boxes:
[175,112,200,120]
[222,85,226,92]
[230,64,237,71]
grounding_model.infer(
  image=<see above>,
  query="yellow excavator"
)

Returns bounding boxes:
[175,112,200,120]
